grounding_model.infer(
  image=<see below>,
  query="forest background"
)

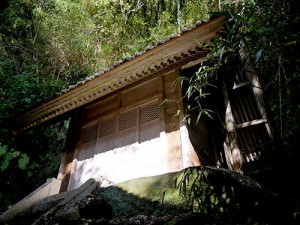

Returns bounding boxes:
[0,0,299,214]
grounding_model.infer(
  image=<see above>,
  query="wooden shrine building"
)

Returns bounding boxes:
[10,16,273,193]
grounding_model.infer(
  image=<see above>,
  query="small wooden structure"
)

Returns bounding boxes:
[10,16,273,192]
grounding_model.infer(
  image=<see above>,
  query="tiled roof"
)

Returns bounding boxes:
[56,20,208,96]
[10,16,225,133]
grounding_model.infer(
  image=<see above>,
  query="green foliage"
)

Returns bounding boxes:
[18,153,30,170]
[97,167,285,224]
[0,142,30,172]
[40,0,97,80]
[179,64,218,122]
[179,0,300,208]
[0,143,9,171]
[177,167,234,212]
[100,186,183,218]
[182,0,209,27]
[175,167,270,223]
[181,0,300,145]
[0,143,8,156]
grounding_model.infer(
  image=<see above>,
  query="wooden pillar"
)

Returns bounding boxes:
[163,69,200,171]
[57,110,84,192]
[222,81,243,173]
[163,69,183,171]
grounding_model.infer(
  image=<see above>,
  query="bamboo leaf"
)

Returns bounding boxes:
[219,46,225,61]
[255,48,263,64]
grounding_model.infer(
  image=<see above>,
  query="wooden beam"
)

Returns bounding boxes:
[236,118,267,129]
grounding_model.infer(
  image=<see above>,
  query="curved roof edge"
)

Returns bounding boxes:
[10,16,225,134]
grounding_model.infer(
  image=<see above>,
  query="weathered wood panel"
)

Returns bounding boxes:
[121,76,162,108]
[84,95,120,125]
[68,95,167,189]
[66,70,205,190]
[163,70,184,171]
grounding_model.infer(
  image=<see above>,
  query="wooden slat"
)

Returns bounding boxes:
[236,118,267,129]
[233,82,249,89]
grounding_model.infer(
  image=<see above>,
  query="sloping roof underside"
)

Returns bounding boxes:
[11,16,225,133]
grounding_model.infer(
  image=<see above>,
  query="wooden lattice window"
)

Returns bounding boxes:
[99,117,116,138]
[119,109,138,131]
[139,101,160,143]
[81,100,160,148]
[139,102,159,125]
[82,123,98,144]
[78,124,98,161]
